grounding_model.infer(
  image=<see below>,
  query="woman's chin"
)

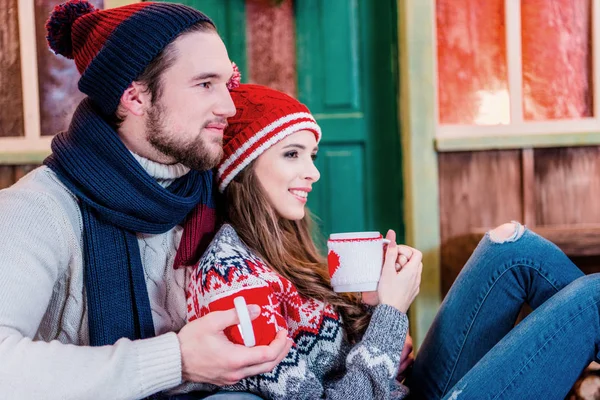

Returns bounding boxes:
[279,208,306,221]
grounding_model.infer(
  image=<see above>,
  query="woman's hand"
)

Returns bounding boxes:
[397,333,415,381]
[376,230,423,313]
[362,231,422,308]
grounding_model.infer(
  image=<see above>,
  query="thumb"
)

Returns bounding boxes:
[206,304,261,331]
[385,229,397,243]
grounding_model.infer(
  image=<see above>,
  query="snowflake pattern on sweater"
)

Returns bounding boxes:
[187,225,410,399]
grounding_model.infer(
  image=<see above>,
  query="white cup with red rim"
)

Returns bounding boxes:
[327,231,390,293]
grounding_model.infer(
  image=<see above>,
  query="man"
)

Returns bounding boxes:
[0,1,291,399]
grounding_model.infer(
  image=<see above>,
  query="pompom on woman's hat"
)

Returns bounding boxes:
[217,84,322,193]
[46,0,214,115]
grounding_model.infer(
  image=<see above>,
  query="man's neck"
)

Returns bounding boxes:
[117,118,177,165]
[130,151,190,188]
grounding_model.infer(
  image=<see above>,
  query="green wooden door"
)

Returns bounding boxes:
[162,0,247,75]
[296,0,403,243]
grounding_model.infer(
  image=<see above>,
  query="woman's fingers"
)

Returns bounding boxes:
[396,245,418,270]
[385,229,397,243]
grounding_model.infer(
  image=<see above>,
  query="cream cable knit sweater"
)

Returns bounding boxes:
[0,155,196,400]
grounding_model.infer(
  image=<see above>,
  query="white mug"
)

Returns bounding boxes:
[327,231,390,293]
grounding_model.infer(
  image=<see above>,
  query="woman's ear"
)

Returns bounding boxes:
[119,82,151,117]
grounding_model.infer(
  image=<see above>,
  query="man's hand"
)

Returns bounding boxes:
[177,305,293,386]
[397,333,414,382]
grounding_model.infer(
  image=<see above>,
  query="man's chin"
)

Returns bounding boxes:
[207,145,224,166]
[183,151,223,171]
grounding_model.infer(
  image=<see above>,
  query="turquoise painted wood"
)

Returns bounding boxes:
[161,0,247,76]
[312,145,367,235]
[296,0,403,245]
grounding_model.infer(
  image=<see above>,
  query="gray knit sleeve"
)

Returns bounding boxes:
[235,304,409,400]
[319,304,410,399]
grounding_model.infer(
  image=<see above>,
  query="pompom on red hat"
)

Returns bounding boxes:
[217,84,322,192]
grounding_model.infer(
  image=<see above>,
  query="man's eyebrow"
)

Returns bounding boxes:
[190,73,222,82]
[190,71,235,83]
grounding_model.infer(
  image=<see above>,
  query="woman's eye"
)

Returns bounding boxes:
[311,153,318,161]
[284,151,299,158]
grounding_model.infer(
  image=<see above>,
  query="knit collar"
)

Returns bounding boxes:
[130,152,190,188]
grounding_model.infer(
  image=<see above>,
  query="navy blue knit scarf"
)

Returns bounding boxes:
[45,98,214,346]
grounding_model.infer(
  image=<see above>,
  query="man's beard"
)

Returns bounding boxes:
[145,102,224,171]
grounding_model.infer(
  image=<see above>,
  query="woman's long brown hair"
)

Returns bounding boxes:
[222,164,371,344]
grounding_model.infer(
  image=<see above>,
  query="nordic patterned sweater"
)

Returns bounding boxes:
[187,224,410,400]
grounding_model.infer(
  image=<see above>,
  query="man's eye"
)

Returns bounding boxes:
[198,82,211,89]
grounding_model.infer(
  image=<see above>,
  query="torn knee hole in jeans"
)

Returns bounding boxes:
[488,221,525,244]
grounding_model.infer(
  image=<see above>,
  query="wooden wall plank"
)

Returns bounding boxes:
[13,165,38,181]
[0,165,40,190]
[535,146,600,225]
[0,166,16,189]
[521,148,536,226]
[0,0,25,137]
[439,150,523,294]
[439,150,523,240]
[35,0,104,136]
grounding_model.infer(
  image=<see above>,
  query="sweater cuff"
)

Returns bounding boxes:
[363,304,409,356]
[135,332,183,396]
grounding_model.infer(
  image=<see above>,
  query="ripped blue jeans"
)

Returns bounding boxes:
[406,223,600,399]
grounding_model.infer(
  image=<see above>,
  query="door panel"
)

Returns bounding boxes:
[297,0,403,242]
[321,1,360,111]
[312,144,367,235]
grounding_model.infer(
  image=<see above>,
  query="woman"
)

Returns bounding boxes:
[185,84,600,400]
[186,83,418,399]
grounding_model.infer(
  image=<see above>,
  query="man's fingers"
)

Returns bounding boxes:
[235,330,293,378]
[204,308,239,331]
[205,304,261,331]
[248,304,261,320]
[267,329,292,359]
[236,329,291,367]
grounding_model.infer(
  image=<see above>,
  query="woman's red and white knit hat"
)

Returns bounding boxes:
[217,84,322,192]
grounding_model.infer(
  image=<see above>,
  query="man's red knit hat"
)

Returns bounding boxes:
[217,84,322,192]
[46,0,213,115]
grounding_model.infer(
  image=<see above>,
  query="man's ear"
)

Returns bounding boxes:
[120,82,151,117]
